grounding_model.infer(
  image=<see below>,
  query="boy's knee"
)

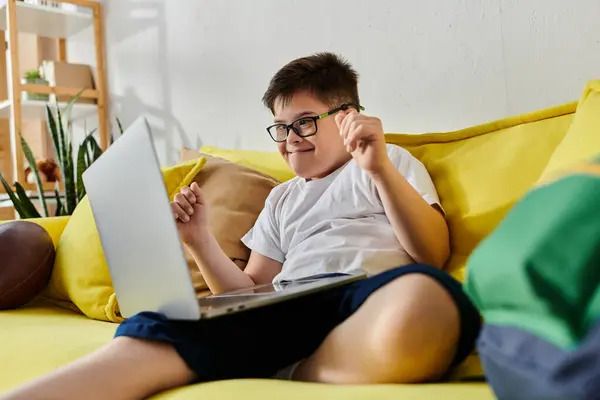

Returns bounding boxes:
[367,274,460,382]
[108,336,197,385]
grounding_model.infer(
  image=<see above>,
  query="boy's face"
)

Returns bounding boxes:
[272,91,352,180]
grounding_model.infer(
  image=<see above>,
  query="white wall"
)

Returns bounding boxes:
[69,0,600,166]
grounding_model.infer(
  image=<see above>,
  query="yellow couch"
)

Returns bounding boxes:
[0,95,584,399]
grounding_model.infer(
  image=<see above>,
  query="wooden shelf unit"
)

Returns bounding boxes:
[0,0,108,218]
[0,0,93,39]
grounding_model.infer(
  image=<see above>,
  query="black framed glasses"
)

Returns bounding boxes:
[266,103,365,143]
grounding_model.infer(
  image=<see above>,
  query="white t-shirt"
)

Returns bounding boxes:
[241,144,441,283]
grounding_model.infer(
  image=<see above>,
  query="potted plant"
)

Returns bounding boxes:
[0,91,123,218]
[22,69,50,102]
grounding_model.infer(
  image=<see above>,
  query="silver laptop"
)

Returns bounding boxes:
[82,117,363,321]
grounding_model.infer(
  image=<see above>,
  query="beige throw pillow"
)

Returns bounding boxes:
[179,148,280,296]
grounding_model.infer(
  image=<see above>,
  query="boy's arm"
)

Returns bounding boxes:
[370,161,449,268]
[187,234,282,294]
[172,182,282,294]
[336,110,450,268]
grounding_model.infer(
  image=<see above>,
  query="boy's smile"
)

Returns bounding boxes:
[272,91,351,180]
[287,148,314,155]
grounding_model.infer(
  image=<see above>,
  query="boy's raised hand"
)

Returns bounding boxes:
[171,182,209,246]
[335,109,391,177]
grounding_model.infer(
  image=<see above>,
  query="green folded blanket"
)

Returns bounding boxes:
[464,156,600,400]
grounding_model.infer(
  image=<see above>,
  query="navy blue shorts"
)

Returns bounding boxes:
[114,265,481,381]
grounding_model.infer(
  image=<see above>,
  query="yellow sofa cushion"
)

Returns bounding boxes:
[385,102,576,281]
[45,157,206,322]
[154,379,494,400]
[0,304,494,399]
[539,80,600,182]
[0,304,116,393]
[199,145,295,182]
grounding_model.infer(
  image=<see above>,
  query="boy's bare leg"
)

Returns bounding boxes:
[294,274,461,384]
[0,337,194,400]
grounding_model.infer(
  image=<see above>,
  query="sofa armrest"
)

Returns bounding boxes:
[0,216,70,247]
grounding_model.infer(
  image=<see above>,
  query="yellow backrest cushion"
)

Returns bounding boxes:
[199,145,295,182]
[386,102,576,281]
[45,157,206,322]
[538,80,600,182]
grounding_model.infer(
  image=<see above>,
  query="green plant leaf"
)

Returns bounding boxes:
[76,131,95,200]
[46,105,65,180]
[14,182,41,218]
[89,137,102,161]
[54,189,63,217]
[65,145,76,214]
[116,117,124,134]
[84,144,91,167]
[25,69,41,80]
[76,143,86,202]
[56,106,69,165]
[0,173,29,218]
[55,106,76,214]
[19,133,49,217]
[61,88,85,127]
[110,117,124,145]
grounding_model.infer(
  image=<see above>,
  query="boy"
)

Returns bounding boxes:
[2,53,480,400]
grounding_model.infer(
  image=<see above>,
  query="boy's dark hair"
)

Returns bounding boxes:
[262,52,360,113]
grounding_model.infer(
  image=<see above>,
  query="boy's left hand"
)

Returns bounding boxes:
[335,109,390,176]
